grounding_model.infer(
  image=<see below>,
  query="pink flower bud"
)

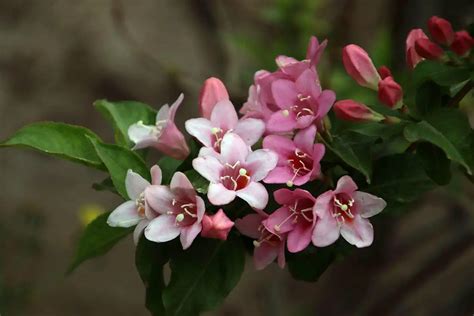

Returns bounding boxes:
[342,44,380,90]
[199,77,229,119]
[415,38,445,60]
[333,100,384,122]
[377,66,393,79]
[406,29,429,69]
[201,209,234,240]
[428,16,455,46]
[450,31,474,56]
[378,76,403,108]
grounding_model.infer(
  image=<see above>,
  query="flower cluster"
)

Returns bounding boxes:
[107,36,387,270]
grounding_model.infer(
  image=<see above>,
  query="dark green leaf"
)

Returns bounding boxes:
[88,138,149,199]
[404,109,474,175]
[94,100,156,147]
[68,212,133,273]
[184,169,209,194]
[414,81,442,117]
[413,60,470,87]
[1,122,104,169]
[416,143,451,185]
[158,156,183,185]
[287,245,337,282]
[163,236,245,316]
[92,177,119,195]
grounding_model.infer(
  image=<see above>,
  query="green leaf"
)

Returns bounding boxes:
[68,212,133,273]
[184,169,209,194]
[367,154,436,204]
[1,122,104,169]
[414,81,442,117]
[158,156,183,185]
[287,245,337,282]
[163,236,245,316]
[94,100,156,147]
[416,143,451,185]
[322,132,376,183]
[404,109,474,175]
[413,61,471,87]
[92,177,119,195]
[88,138,149,199]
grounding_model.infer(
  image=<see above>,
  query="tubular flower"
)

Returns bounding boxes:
[263,125,325,187]
[428,16,455,46]
[312,176,386,248]
[334,100,384,122]
[201,209,235,240]
[342,44,381,90]
[406,29,429,69]
[193,133,278,209]
[377,76,404,109]
[145,172,205,249]
[450,31,474,56]
[107,165,162,245]
[199,77,230,119]
[128,94,190,160]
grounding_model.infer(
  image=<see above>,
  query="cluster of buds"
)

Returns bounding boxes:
[406,16,473,68]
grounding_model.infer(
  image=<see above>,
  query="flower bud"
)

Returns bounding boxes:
[428,16,455,46]
[406,29,429,69]
[199,77,229,119]
[378,76,403,109]
[450,30,474,56]
[201,209,234,241]
[377,66,393,79]
[342,44,380,90]
[333,100,384,122]
[415,38,445,60]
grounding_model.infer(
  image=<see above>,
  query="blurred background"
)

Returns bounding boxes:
[1,0,473,315]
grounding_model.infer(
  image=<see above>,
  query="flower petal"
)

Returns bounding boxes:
[295,68,321,98]
[107,201,141,228]
[340,215,374,248]
[167,93,184,121]
[353,191,386,218]
[316,90,336,119]
[156,104,170,122]
[220,133,249,164]
[287,223,312,253]
[334,175,358,195]
[254,243,279,270]
[272,79,298,109]
[208,183,236,205]
[128,123,158,150]
[293,125,317,154]
[312,214,340,247]
[263,166,294,184]
[180,223,202,250]
[170,171,194,192]
[210,100,238,130]
[125,169,150,200]
[314,190,334,218]
[235,213,264,239]
[192,156,223,183]
[185,118,213,147]
[233,118,265,146]
[263,206,295,234]
[236,182,268,209]
[262,135,295,160]
[150,165,162,185]
[133,219,150,245]
[145,185,174,214]
[245,149,278,182]
[156,122,190,160]
[266,110,297,133]
[145,215,181,243]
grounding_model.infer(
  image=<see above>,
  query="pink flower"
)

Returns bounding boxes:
[144,172,205,249]
[263,125,325,187]
[334,100,384,122]
[450,30,474,56]
[406,29,429,69]
[128,94,190,160]
[428,16,454,46]
[193,133,278,209]
[235,210,286,270]
[377,76,404,109]
[276,36,327,68]
[264,188,317,253]
[107,165,162,245]
[199,77,230,119]
[342,44,381,90]
[377,65,392,79]
[312,176,386,248]
[185,99,265,152]
[201,209,234,240]
[415,38,445,60]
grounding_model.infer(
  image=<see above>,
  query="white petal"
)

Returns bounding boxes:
[107,201,141,228]
[125,169,150,200]
[128,123,158,149]
[192,156,223,182]
[180,223,202,250]
[245,149,278,182]
[220,133,249,164]
[236,182,268,210]
[233,118,265,146]
[145,215,181,243]
[208,183,236,205]
[185,118,213,147]
[353,191,386,218]
[340,215,374,248]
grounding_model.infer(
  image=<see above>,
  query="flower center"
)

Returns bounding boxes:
[290,94,315,119]
[135,192,146,217]
[167,198,198,227]
[332,193,355,224]
[273,198,314,232]
[253,224,282,248]
[220,161,250,191]
[286,149,313,187]
[210,127,232,152]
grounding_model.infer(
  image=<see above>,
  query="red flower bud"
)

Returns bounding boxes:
[406,29,429,69]
[450,31,474,56]
[428,16,455,46]
[342,44,380,90]
[333,100,384,122]
[378,76,403,108]
[377,66,393,79]
[415,38,445,60]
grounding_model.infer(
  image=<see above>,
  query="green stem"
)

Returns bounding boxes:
[448,80,473,107]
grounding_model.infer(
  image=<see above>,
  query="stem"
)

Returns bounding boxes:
[448,80,473,107]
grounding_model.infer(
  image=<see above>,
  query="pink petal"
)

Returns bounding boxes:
[170,171,194,192]
[199,77,229,119]
[233,118,265,146]
[195,196,206,222]
[340,215,374,248]
[167,93,184,121]
[107,201,141,228]
[220,133,249,164]
[263,166,294,184]
[311,214,340,247]
[210,100,238,130]
[235,213,264,239]
[245,149,278,182]
[150,165,162,185]
[316,90,336,118]
[125,170,150,200]
[184,118,213,147]
[275,55,298,67]
[236,181,268,210]
[180,222,202,250]
[295,68,321,98]
[254,243,279,270]
[192,156,223,183]
[262,135,295,159]
[145,185,174,214]
[263,206,295,234]
[156,122,190,160]
[273,188,294,205]
[287,223,313,253]
[314,190,334,218]
[201,209,234,240]
[266,110,297,133]
[144,215,181,242]
[294,125,317,154]
[334,176,358,195]
[272,79,298,108]
[353,191,386,218]
[133,219,150,245]
[208,183,237,205]
[307,36,327,66]
[295,115,316,130]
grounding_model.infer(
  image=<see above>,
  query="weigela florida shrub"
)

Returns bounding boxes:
[1,16,473,315]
